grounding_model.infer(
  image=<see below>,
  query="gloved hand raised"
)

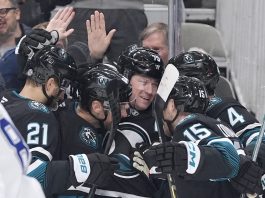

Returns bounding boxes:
[69,153,119,188]
[15,29,58,59]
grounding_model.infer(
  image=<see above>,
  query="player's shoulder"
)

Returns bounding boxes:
[177,113,219,130]
[27,100,50,114]
[208,96,242,109]
[1,90,51,115]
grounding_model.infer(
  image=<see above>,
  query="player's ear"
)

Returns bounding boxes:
[91,100,104,114]
[45,78,56,92]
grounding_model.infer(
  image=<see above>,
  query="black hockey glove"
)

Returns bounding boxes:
[15,29,58,59]
[245,142,265,169]
[148,141,202,176]
[132,142,161,178]
[69,153,119,188]
[230,155,264,195]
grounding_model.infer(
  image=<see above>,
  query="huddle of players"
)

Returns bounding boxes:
[2,28,265,198]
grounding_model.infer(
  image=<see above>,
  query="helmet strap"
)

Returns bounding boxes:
[42,84,58,111]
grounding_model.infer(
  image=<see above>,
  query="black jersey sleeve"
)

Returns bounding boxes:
[207,97,262,147]
[173,114,240,181]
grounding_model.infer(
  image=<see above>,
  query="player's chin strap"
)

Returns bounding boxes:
[42,84,58,111]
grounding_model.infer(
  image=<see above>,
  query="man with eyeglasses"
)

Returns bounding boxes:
[0,0,31,90]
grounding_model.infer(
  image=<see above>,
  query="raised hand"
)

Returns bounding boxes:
[86,10,116,60]
[46,7,75,40]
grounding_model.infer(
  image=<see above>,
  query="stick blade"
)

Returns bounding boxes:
[156,64,180,102]
[153,64,180,142]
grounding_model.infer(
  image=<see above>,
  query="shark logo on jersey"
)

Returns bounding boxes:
[28,101,49,113]
[79,127,97,150]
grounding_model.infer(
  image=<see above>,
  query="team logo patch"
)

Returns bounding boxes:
[79,127,97,149]
[28,101,49,113]
[183,54,194,64]
[208,97,222,109]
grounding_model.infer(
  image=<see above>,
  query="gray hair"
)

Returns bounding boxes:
[139,22,168,46]
[9,0,19,7]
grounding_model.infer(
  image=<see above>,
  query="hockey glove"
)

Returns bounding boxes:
[132,142,161,178]
[69,153,119,188]
[148,141,202,176]
[15,29,58,59]
[230,155,264,195]
[245,142,265,169]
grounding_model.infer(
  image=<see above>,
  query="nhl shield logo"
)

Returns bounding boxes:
[183,54,194,64]
[79,127,97,149]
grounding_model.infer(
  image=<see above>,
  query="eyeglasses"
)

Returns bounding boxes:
[0,8,17,17]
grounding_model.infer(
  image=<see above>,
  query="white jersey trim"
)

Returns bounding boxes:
[119,122,151,145]
[235,123,261,137]
[27,159,44,174]
[68,185,150,198]
[30,147,52,161]
[246,133,259,146]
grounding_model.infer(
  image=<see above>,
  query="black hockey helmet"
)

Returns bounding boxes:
[78,63,130,111]
[168,76,209,114]
[24,45,77,88]
[168,51,220,95]
[118,44,164,81]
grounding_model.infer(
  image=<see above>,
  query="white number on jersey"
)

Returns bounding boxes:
[27,123,48,145]
[183,123,212,141]
[227,107,245,126]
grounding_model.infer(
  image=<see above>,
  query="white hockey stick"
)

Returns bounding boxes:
[243,116,265,198]
[153,64,179,198]
[251,115,265,162]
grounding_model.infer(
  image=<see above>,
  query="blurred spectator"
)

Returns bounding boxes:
[67,41,89,66]
[139,22,169,65]
[0,0,31,90]
[67,0,148,63]
[18,0,72,27]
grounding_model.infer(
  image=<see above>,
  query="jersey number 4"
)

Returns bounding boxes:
[27,123,48,145]
[227,107,245,126]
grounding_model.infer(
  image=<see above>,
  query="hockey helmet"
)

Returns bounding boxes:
[168,51,220,95]
[24,45,77,89]
[118,45,164,81]
[168,76,209,114]
[78,63,130,111]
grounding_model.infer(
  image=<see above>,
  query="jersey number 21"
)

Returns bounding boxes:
[27,123,48,145]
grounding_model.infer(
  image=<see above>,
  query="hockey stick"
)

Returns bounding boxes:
[242,116,265,198]
[87,80,121,198]
[251,115,265,162]
[153,64,179,198]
